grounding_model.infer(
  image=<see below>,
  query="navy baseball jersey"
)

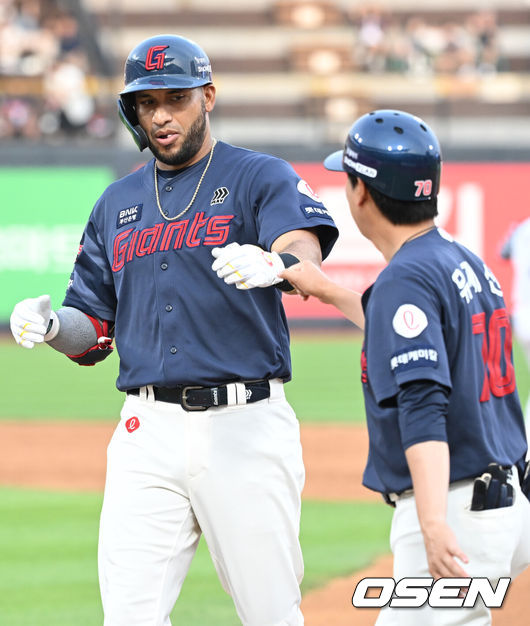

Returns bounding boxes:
[361,227,527,494]
[63,141,338,389]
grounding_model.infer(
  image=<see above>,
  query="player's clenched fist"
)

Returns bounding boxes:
[211,242,285,289]
[10,295,58,349]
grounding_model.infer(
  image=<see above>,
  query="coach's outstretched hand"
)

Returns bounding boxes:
[10,295,58,349]
[280,260,335,302]
[281,260,366,330]
[211,242,285,289]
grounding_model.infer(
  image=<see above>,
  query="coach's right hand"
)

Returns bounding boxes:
[10,295,56,349]
[280,260,333,301]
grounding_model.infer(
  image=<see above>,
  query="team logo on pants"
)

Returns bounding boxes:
[125,417,140,433]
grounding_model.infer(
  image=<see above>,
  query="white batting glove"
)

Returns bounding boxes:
[211,242,285,289]
[10,295,59,349]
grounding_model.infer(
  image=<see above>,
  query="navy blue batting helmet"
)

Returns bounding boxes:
[324,110,441,201]
[118,34,213,150]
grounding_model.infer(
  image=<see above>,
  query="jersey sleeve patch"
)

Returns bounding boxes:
[297,179,322,202]
[392,303,428,338]
[300,204,333,220]
[390,344,439,373]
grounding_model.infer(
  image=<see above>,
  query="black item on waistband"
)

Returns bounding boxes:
[127,380,271,411]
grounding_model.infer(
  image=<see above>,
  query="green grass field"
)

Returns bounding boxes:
[0,332,367,423]
[0,332,528,624]
[2,332,527,423]
[0,488,392,625]
[0,332,386,625]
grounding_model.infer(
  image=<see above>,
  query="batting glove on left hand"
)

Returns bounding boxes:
[10,294,59,349]
[211,242,285,289]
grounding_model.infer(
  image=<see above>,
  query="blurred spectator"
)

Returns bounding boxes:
[45,10,82,55]
[434,22,476,75]
[354,5,387,72]
[405,18,447,74]
[0,0,115,141]
[42,50,95,137]
[468,10,503,74]
[382,26,412,73]
[351,7,503,76]
[0,0,58,75]
[0,96,40,138]
[0,2,512,142]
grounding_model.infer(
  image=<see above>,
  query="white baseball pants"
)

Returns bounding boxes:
[98,380,305,626]
[376,471,530,625]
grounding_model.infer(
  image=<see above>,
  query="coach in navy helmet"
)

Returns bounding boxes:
[282,109,530,625]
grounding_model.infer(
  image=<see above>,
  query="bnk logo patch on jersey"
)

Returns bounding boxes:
[117,204,142,229]
[392,303,428,338]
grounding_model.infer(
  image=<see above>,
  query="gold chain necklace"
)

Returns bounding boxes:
[154,138,217,221]
[401,225,437,247]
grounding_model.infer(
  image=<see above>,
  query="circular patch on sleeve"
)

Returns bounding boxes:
[297,179,322,202]
[392,304,428,338]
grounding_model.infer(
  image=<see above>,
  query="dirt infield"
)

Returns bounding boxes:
[0,421,527,625]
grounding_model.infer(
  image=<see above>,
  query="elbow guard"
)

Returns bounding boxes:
[67,316,114,366]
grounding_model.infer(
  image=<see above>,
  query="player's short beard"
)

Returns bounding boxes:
[149,99,207,167]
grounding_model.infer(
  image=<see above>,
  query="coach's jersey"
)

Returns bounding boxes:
[63,141,338,389]
[361,227,527,494]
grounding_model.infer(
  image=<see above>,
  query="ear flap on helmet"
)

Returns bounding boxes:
[118,35,212,151]
[117,96,149,151]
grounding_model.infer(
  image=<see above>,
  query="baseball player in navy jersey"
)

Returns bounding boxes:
[9,34,338,626]
[282,110,530,625]
[501,217,530,439]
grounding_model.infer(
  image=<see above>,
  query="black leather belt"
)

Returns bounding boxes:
[126,380,271,411]
[382,468,514,508]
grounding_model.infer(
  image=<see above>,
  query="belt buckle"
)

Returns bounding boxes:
[181,385,209,412]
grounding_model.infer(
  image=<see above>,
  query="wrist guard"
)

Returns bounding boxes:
[275,253,300,292]
[44,311,60,341]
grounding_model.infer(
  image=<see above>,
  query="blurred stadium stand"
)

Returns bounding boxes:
[1,0,530,167]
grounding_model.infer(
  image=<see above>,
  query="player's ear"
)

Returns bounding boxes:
[355,178,371,206]
[203,84,216,112]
